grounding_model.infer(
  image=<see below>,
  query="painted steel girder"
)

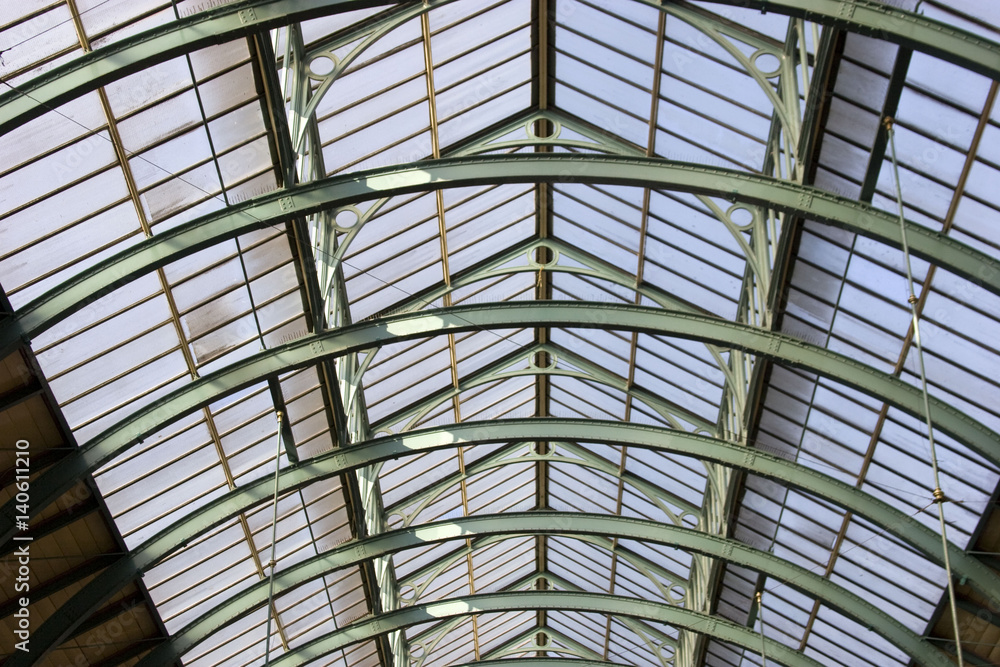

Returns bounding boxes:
[9,417,1000,667]
[7,302,1000,519]
[474,662,613,667]
[1,0,998,136]
[130,513,946,667]
[5,155,1000,358]
[190,591,821,667]
[3,304,998,553]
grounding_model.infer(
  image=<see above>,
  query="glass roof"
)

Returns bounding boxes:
[2,1,1000,667]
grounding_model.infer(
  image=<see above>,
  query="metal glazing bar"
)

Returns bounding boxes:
[6,155,1000,357]
[12,419,1000,667]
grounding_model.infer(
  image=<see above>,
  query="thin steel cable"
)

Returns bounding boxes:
[885,115,964,667]
[263,410,284,666]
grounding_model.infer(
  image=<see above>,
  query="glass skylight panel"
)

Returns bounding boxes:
[548,537,613,591]
[625,449,706,509]
[401,551,472,602]
[431,1,531,149]
[296,6,384,47]
[550,327,631,378]
[0,2,80,84]
[364,341,452,420]
[632,335,724,423]
[458,380,535,423]
[608,627,672,667]
[549,377,625,421]
[380,446,459,509]
[472,537,535,591]
[546,610,607,656]
[549,464,619,513]
[476,610,536,654]
[446,186,534,271]
[466,462,534,514]
[807,607,908,667]
[552,273,636,308]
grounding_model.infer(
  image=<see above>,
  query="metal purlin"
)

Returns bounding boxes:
[263,410,285,667]
[884,115,965,667]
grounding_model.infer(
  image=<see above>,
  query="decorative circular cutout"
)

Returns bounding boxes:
[399,584,416,602]
[751,50,782,78]
[308,54,336,78]
[334,207,360,230]
[530,350,557,371]
[530,245,559,268]
[726,204,756,230]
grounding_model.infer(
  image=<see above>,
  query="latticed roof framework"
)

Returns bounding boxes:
[2,2,1000,667]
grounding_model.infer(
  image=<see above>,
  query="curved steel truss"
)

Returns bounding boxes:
[2,1,999,667]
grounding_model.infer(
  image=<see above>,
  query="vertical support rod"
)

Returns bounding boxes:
[885,117,964,667]
[756,591,769,667]
[263,410,285,666]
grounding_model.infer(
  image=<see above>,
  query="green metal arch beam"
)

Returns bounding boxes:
[5,155,1000,358]
[238,591,814,667]
[8,418,1000,667]
[1,0,997,136]
[4,302,999,548]
[454,661,627,667]
[17,301,1000,513]
[132,513,949,667]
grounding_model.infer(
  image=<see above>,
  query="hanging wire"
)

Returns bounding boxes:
[884,116,965,667]
[263,410,285,666]
[755,591,769,667]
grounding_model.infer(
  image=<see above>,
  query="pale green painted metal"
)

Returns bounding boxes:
[129,514,947,667]
[396,528,687,609]
[450,109,645,157]
[371,337,713,436]
[5,303,1000,548]
[57,305,1000,504]
[479,629,610,661]
[2,0,997,136]
[705,0,1000,81]
[10,419,999,667]
[5,155,1000,359]
[406,616,465,667]
[458,659,627,667]
[251,591,819,667]
[536,571,679,665]
[384,436,699,530]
